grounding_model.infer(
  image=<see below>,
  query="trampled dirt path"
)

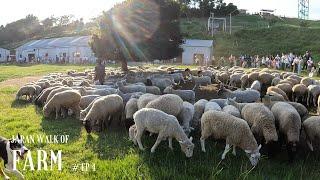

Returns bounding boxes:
[0,76,42,87]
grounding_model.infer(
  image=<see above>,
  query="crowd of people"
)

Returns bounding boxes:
[217,51,317,77]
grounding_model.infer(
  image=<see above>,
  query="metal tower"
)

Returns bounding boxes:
[298,0,309,20]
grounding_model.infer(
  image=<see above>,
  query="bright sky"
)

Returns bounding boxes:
[225,0,320,20]
[0,0,319,26]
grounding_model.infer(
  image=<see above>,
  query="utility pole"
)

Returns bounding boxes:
[229,9,238,35]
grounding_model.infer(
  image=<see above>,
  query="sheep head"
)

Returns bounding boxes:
[178,137,194,158]
[245,144,261,166]
[83,119,92,134]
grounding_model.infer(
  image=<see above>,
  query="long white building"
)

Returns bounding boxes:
[0,48,10,62]
[16,36,96,63]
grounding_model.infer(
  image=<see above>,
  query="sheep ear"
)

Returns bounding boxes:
[258,144,262,150]
[178,140,184,144]
[244,149,251,154]
[17,133,21,140]
[189,137,193,142]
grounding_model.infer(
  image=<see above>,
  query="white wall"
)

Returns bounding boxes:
[182,46,213,65]
[0,48,10,62]
[16,46,96,63]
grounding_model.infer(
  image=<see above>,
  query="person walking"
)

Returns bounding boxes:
[94,59,106,85]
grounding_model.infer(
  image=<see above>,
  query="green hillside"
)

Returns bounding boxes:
[181,15,320,61]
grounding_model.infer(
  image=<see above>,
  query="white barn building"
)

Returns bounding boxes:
[181,39,214,65]
[0,48,10,62]
[16,36,96,63]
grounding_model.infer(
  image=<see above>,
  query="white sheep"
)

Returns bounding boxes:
[177,102,195,133]
[188,75,211,90]
[303,116,320,151]
[163,86,195,104]
[250,80,261,92]
[137,94,160,110]
[218,86,260,103]
[79,95,101,109]
[43,90,81,119]
[222,105,241,118]
[117,81,146,93]
[192,99,208,128]
[83,94,124,133]
[16,85,37,101]
[145,94,184,117]
[45,87,72,104]
[204,102,222,112]
[200,110,261,166]
[125,98,138,120]
[133,108,194,157]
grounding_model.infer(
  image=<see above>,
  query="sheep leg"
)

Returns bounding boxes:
[168,137,173,150]
[232,146,236,156]
[55,107,60,120]
[200,137,206,152]
[313,96,317,107]
[151,133,164,153]
[0,168,10,180]
[135,129,145,151]
[307,93,310,107]
[306,140,314,151]
[221,144,231,160]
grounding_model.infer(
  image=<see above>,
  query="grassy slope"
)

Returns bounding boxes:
[181,15,320,61]
[1,65,320,179]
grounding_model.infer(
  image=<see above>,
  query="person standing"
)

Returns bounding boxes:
[94,59,106,85]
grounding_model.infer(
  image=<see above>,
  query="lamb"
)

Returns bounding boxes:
[125,98,138,120]
[116,81,146,93]
[79,95,101,109]
[34,86,60,106]
[200,110,261,166]
[43,90,81,119]
[204,102,222,112]
[267,86,289,101]
[163,86,195,103]
[16,85,37,101]
[292,84,308,103]
[189,75,211,90]
[250,80,261,92]
[218,86,260,103]
[133,108,194,157]
[270,102,301,161]
[192,99,208,128]
[177,102,195,133]
[302,116,320,151]
[83,94,124,133]
[307,85,320,107]
[222,105,241,118]
[145,94,184,117]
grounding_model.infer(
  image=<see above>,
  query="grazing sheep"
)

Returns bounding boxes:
[125,98,138,120]
[189,75,211,90]
[270,102,301,161]
[116,81,146,93]
[83,94,124,133]
[133,108,194,157]
[145,94,184,117]
[177,102,195,133]
[45,87,72,104]
[250,80,261,92]
[79,95,101,109]
[192,99,208,128]
[267,86,289,101]
[163,86,195,103]
[145,86,161,95]
[137,94,160,110]
[43,90,81,119]
[200,110,261,166]
[266,91,286,102]
[258,72,274,85]
[307,85,320,107]
[204,102,222,112]
[303,116,320,151]
[292,84,308,104]
[34,86,60,106]
[209,99,229,108]
[271,77,281,86]
[301,77,315,87]
[16,85,37,101]
[222,105,241,118]
[276,83,293,99]
[218,86,260,103]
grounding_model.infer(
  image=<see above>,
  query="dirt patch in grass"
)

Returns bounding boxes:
[0,75,42,87]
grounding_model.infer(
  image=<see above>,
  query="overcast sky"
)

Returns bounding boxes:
[0,0,319,26]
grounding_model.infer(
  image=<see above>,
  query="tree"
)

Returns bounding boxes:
[90,0,183,72]
[42,16,57,30]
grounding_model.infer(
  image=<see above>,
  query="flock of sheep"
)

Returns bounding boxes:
[15,65,320,166]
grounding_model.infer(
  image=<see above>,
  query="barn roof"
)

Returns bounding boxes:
[181,39,214,47]
[16,36,90,50]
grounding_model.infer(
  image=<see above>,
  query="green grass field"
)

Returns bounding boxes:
[1,65,320,179]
